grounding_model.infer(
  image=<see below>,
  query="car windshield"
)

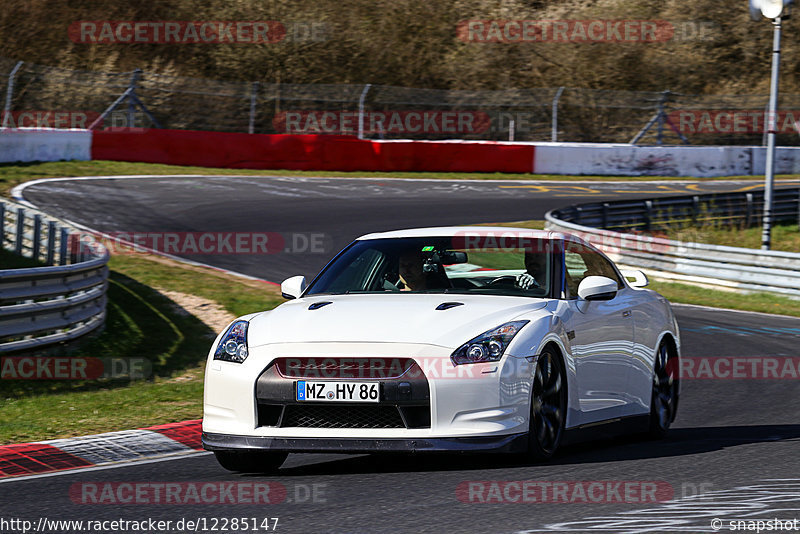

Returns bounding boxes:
[306,235,553,297]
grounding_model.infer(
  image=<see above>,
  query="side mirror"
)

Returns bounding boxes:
[621,269,649,288]
[577,276,618,301]
[281,275,307,299]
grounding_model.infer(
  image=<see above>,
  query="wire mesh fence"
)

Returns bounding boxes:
[2,56,800,146]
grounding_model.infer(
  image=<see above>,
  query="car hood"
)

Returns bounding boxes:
[247,294,549,348]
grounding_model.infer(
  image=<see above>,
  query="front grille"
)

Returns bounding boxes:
[281,404,406,429]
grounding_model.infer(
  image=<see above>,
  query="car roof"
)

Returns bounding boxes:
[355,226,588,245]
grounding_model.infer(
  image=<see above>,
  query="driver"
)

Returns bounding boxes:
[397,249,427,291]
[516,251,546,290]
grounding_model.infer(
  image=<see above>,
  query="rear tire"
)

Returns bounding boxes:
[648,340,679,439]
[213,450,288,473]
[527,348,567,461]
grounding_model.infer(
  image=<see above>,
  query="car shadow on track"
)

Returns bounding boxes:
[255,424,800,477]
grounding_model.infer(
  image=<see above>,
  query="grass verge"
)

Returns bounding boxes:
[655,223,800,254]
[1,160,798,197]
[0,248,44,268]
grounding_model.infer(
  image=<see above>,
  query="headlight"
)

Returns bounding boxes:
[214,320,249,363]
[451,320,529,365]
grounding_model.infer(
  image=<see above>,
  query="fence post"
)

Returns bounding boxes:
[15,208,24,254]
[656,91,669,146]
[127,69,141,128]
[508,119,515,141]
[2,61,23,129]
[32,214,42,261]
[551,87,565,142]
[357,83,372,140]
[46,220,56,265]
[248,82,259,134]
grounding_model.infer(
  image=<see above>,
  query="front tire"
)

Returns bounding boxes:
[214,450,288,473]
[528,348,566,460]
[648,340,679,439]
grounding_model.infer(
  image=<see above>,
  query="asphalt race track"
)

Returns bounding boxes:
[5,175,800,534]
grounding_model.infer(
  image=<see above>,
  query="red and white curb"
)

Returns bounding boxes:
[0,420,202,479]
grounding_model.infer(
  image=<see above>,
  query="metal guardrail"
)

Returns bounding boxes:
[545,188,800,297]
[0,200,109,353]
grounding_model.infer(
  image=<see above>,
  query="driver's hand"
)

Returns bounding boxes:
[516,273,539,290]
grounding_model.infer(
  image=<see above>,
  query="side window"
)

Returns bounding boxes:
[564,244,623,298]
[564,249,587,298]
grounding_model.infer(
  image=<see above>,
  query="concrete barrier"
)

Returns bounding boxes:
[533,142,800,177]
[3,127,799,177]
[0,128,92,163]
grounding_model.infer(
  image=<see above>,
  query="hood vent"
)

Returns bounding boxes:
[435,302,464,311]
[308,301,333,310]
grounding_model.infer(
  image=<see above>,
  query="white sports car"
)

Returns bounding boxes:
[202,227,680,473]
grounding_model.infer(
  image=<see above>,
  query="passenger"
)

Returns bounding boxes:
[516,251,547,290]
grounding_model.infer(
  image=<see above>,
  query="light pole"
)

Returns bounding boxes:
[750,0,793,250]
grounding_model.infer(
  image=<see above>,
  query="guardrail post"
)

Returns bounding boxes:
[78,235,86,263]
[691,195,700,226]
[602,202,610,229]
[744,193,754,228]
[59,227,69,265]
[15,208,24,254]
[644,200,653,231]
[0,202,5,249]
[32,214,42,261]
[792,191,800,230]
[46,220,56,265]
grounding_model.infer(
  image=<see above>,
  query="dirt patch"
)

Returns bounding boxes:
[157,288,236,334]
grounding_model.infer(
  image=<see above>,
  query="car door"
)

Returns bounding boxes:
[562,243,635,424]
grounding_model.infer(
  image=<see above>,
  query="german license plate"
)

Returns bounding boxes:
[296,381,379,402]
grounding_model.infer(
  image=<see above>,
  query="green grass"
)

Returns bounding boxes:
[648,280,800,318]
[0,248,45,268]
[0,253,284,445]
[1,160,797,196]
[656,223,800,253]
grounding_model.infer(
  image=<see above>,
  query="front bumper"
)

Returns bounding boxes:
[203,342,534,440]
[202,431,529,454]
